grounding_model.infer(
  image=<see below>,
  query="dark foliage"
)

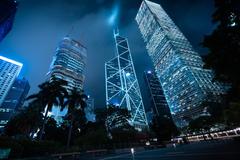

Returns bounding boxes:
[202,0,240,101]
[26,77,68,140]
[4,101,43,137]
[150,115,179,143]
[201,0,240,128]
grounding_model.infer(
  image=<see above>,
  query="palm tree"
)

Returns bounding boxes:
[27,77,68,140]
[62,88,87,149]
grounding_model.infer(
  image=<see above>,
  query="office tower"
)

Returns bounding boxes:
[144,70,172,119]
[0,0,17,42]
[136,0,225,126]
[0,78,30,128]
[105,30,148,130]
[0,56,22,106]
[48,37,87,92]
[85,95,96,122]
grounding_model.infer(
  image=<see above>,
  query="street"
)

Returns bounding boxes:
[96,140,240,160]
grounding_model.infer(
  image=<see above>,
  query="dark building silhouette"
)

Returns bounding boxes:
[0,78,30,128]
[144,70,172,121]
[0,0,17,42]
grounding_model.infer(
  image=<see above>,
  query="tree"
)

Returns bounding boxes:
[223,102,240,128]
[188,115,214,140]
[26,77,68,140]
[105,105,131,132]
[62,88,87,149]
[4,101,43,138]
[202,0,240,101]
[150,115,178,143]
[95,108,108,124]
[74,122,109,150]
[105,105,138,143]
[202,0,240,129]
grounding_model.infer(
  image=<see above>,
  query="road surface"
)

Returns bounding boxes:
[97,140,240,160]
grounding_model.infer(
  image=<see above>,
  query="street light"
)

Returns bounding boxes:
[130,148,135,160]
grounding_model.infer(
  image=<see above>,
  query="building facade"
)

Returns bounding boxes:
[105,30,148,130]
[144,70,172,119]
[0,56,22,107]
[0,0,17,42]
[85,95,96,122]
[48,37,87,92]
[0,78,30,127]
[136,0,225,126]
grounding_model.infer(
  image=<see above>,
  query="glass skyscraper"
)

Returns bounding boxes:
[0,56,22,106]
[85,95,96,122]
[48,37,87,92]
[105,30,148,130]
[144,70,172,119]
[0,78,30,128]
[136,0,225,126]
[0,0,17,42]
[0,56,22,127]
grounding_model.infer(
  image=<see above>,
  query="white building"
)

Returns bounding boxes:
[0,56,22,106]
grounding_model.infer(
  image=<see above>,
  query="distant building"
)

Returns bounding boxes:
[0,56,22,107]
[47,37,87,121]
[0,78,30,128]
[145,110,153,124]
[136,0,225,126]
[144,70,172,120]
[48,37,87,92]
[105,30,148,130]
[85,95,96,122]
[0,0,17,42]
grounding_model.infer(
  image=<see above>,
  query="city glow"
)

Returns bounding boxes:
[147,70,152,74]
[126,72,131,77]
[108,4,119,26]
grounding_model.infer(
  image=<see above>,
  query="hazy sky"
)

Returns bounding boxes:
[0,0,216,108]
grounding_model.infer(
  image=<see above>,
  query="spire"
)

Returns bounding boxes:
[113,27,119,38]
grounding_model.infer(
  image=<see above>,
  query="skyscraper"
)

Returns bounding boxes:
[48,37,87,91]
[0,56,22,106]
[0,0,17,42]
[105,30,148,130]
[47,37,87,121]
[85,95,96,122]
[136,0,225,126]
[0,78,30,128]
[144,70,171,119]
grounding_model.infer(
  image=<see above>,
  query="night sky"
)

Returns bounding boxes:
[0,0,216,109]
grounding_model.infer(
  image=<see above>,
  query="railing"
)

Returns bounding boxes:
[185,127,240,142]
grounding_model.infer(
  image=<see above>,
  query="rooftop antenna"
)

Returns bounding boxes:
[113,27,119,38]
[113,27,120,56]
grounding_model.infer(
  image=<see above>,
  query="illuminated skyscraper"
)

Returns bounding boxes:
[0,0,17,42]
[0,78,30,128]
[85,95,96,122]
[47,37,87,121]
[105,30,148,130]
[48,37,87,91]
[144,70,171,119]
[136,0,225,126]
[0,56,22,106]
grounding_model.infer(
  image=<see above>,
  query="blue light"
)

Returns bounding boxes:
[114,103,120,106]
[147,70,152,74]
[108,5,119,26]
[126,72,130,77]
